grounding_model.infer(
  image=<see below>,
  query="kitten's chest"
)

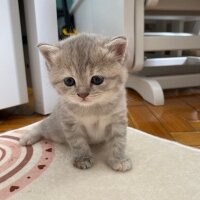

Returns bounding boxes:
[80,115,111,144]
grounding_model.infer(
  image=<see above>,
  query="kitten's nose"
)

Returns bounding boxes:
[77,93,89,99]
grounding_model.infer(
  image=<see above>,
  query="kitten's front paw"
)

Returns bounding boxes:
[107,157,132,172]
[19,134,41,146]
[73,156,94,170]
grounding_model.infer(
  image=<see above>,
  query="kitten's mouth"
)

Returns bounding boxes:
[80,98,90,103]
[75,93,92,104]
[68,95,95,105]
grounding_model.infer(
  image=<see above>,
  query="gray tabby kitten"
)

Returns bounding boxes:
[19,33,132,172]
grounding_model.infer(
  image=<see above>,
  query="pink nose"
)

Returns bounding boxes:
[77,93,89,99]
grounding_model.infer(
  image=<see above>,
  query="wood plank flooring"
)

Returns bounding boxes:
[127,87,200,148]
[1,87,200,148]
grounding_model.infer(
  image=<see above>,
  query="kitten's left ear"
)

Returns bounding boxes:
[105,36,127,62]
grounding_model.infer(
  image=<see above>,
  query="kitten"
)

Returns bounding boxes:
[19,33,132,172]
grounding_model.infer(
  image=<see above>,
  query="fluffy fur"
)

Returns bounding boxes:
[19,33,132,172]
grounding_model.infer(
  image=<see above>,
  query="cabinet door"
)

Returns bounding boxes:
[24,0,58,114]
[0,0,28,109]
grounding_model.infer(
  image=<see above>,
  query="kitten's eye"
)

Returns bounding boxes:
[64,77,75,86]
[91,75,104,85]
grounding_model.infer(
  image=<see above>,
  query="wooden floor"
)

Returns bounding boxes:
[1,88,200,148]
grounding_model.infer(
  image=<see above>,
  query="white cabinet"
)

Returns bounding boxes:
[24,0,58,114]
[0,0,28,109]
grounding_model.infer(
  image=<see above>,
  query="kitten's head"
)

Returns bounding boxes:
[38,33,127,106]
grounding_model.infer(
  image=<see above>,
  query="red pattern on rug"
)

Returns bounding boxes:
[0,131,54,199]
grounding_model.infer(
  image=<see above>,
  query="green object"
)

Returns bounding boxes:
[67,0,73,9]
[56,0,73,10]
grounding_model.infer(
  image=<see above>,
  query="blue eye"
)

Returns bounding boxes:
[64,77,75,86]
[91,76,104,85]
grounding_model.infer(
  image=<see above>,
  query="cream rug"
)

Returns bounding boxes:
[0,122,200,200]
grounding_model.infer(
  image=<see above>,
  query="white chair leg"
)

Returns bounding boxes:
[124,0,135,70]
[126,74,165,105]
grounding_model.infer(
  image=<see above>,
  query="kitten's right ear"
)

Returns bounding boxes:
[37,43,60,64]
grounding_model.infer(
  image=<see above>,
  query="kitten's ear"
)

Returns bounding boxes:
[37,43,60,64]
[105,36,127,62]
